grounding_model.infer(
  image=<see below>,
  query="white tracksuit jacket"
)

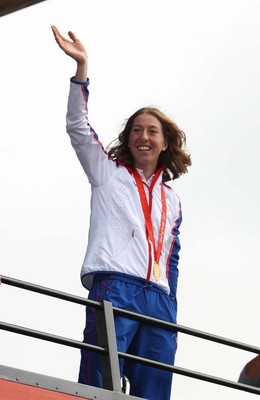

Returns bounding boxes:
[66,79,182,298]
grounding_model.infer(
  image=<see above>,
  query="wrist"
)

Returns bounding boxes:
[74,62,88,82]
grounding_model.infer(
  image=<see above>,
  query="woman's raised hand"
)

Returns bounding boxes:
[51,25,88,81]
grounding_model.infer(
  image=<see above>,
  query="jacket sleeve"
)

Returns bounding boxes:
[167,204,182,300]
[66,79,116,186]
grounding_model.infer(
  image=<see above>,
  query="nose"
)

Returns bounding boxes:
[140,129,149,141]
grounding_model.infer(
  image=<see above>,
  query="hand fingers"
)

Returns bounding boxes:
[68,31,80,43]
[51,26,69,43]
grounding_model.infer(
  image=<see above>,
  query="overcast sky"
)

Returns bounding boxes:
[0,0,260,399]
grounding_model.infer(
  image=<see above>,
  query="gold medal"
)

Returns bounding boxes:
[153,261,160,282]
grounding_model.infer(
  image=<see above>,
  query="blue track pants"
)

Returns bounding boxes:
[78,273,177,400]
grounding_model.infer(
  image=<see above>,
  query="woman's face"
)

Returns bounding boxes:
[128,113,167,176]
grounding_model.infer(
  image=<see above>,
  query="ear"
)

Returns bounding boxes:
[162,141,168,151]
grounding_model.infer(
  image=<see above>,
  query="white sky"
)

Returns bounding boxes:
[0,0,260,399]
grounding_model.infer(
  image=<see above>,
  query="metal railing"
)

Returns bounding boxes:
[1,275,260,397]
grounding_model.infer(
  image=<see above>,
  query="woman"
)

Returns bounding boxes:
[51,25,191,400]
[238,354,260,388]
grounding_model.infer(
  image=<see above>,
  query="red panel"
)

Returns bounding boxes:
[0,379,91,400]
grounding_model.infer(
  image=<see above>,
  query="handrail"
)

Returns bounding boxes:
[1,275,260,397]
[1,275,259,354]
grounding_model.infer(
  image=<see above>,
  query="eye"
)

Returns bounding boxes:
[132,127,142,133]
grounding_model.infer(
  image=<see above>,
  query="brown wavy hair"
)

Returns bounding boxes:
[107,107,191,182]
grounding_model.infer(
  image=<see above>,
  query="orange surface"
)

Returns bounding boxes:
[0,379,91,400]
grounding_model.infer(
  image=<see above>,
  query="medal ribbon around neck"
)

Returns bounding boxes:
[132,168,167,282]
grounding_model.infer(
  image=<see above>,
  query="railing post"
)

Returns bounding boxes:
[95,300,122,393]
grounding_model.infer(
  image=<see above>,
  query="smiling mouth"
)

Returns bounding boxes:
[137,145,151,151]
